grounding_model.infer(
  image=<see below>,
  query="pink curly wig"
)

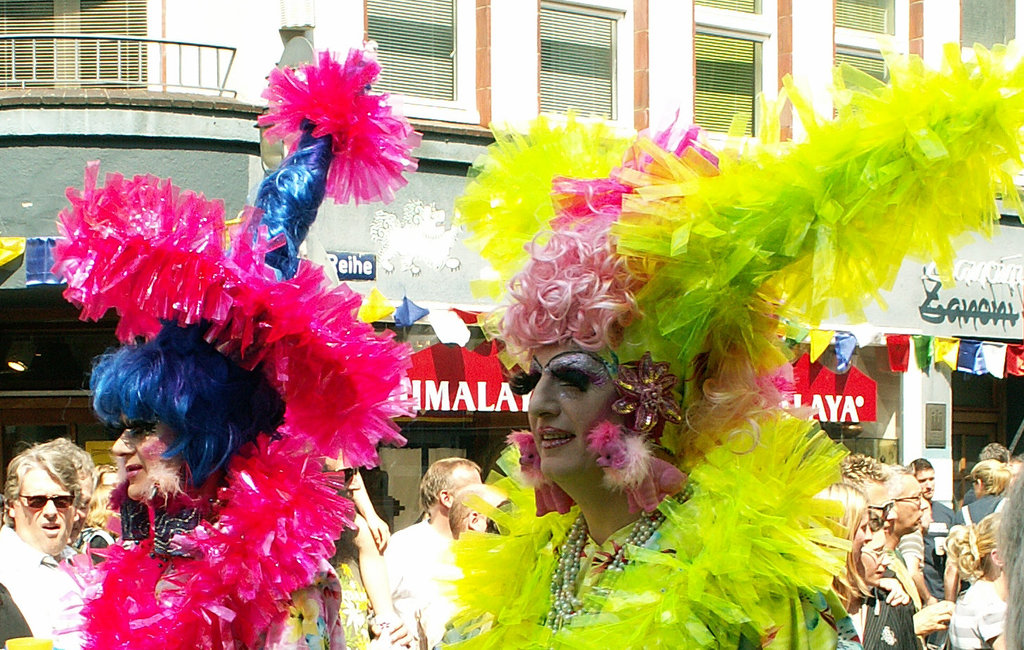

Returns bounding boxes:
[501,229,641,356]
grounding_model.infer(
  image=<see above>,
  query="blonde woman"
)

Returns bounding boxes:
[945,513,1006,650]
[946,460,1011,600]
[818,483,871,646]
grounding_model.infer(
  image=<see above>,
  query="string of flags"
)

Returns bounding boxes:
[803,328,1024,378]
[356,290,479,347]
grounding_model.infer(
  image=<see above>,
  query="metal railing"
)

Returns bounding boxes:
[0,34,237,96]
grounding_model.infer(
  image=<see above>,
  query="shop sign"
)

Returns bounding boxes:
[790,354,877,422]
[918,259,1021,333]
[405,343,529,412]
[326,251,376,281]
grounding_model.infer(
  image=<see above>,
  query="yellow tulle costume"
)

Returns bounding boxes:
[448,43,1024,649]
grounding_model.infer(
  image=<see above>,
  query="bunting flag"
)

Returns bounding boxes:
[810,329,834,363]
[833,331,858,373]
[25,236,61,285]
[956,340,987,375]
[1007,344,1024,376]
[356,287,395,323]
[935,338,960,369]
[0,237,25,267]
[394,296,429,327]
[982,342,1007,378]
[784,320,810,344]
[912,335,933,372]
[886,334,910,372]
[427,309,471,346]
[452,308,483,326]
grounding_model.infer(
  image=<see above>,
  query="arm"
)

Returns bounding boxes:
[350,470,390,552]
[943,556,960,602]
[353,513,411,647]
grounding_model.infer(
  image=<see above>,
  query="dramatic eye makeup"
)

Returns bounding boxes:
[509,351,613,395]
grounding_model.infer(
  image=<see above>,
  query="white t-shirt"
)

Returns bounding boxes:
[948,580,1006,650]
[384,519,458,649]
[0,525,78,642]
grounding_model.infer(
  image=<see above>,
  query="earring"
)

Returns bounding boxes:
[507,431,574,516]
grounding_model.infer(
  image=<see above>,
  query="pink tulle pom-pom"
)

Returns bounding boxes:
[259,47,420,205]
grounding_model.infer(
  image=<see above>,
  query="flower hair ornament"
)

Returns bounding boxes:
[53,46,417,649]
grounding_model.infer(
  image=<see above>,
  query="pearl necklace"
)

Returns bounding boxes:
[546,510,665,630]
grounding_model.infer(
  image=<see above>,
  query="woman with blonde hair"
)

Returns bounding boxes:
[945,513,1006,649]
[820,484,871,615]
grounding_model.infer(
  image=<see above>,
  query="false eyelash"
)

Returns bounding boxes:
[509,370,540,395]
[549,367,591,391]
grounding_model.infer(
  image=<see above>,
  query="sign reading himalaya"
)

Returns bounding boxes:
[405,343,529,412]
[790,354,877,423]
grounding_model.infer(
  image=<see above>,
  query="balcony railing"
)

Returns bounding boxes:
[0,34,236,96]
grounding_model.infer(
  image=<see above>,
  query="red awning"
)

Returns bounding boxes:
[791,354,877,422]
[406,343,527,412]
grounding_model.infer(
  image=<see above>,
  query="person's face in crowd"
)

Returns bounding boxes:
[892,474,924,538]
[527,345,620,486]
[859,529,890,588]
[864,479,894,532]
[919,498,933,535]
[850,512,872,571]
[438,466,482,512]
[973,477,985,500]
[915,468,936,501]
[1010,459,1023,483]
[8,467,75,557]
[110,422,183,502]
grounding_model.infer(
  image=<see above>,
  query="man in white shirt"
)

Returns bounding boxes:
[385,457,481,649]
[0,442,82,641]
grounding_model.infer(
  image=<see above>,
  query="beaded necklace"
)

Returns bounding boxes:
[546,509,666,630]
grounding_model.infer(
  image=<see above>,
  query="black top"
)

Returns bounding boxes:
[0,582,31,646]
[923,500,954,600]
[862,589,917,650]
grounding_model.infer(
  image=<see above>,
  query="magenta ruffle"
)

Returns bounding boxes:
[259,47,420,205]
[54,164,412,647]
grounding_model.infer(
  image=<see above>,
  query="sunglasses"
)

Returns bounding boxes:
[868,501,894,518]
[19,494,74,510]
[107,421,159,446]
[341,467,358,483]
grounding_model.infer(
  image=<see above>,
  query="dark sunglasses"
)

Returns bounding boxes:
[19,494,74,510]
[341,467,357,483]
[106,420,158,445]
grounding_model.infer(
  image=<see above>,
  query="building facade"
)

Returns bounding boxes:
[0,0,1019,517]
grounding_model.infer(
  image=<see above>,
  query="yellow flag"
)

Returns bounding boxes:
[357,287,395,323]
[0,237,26,267]
[810,329,834,362]
[935,338,960,369]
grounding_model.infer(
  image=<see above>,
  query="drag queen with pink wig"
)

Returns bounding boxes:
[447,44,1024,648]
[52,47,417,649]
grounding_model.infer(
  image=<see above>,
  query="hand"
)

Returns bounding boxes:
[365,514,390,552]
[372,613,412,648]
[914,600,954,636]
[878,577,910,606]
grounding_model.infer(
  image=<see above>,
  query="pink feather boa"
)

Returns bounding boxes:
[53,165,413,648]
[259,47,420,205]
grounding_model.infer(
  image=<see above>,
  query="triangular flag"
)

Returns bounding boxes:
[886,334,910,372]
[0,237,25,267]
[982,342,1007,378]
[451,308,482,326]
[357,287,395,323]
[394,296,429,327]
[956,340,986,375]
[784,320,810,343]
[834,331,857,372]
[427,309,471,346]
[935,338,960,369]
[912,335,933,372]
[810,329,834,362]
[1007,344,1024,376]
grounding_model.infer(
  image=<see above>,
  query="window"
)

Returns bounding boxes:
[539,4,617,118]
[835,0,894,35]
[835,50,888,83]
[367,0,455,101]
[694,0,774,137]
[695,0,760,14]
[0,0,146,88]
[366,0,476,122]
[961,0,1015,48]
[694,32,759,136]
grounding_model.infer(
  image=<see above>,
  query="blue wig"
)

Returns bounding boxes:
[256,121,332,280]
[90,323,285,488]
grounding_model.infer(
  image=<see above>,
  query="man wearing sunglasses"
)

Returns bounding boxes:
[0,441,82,642]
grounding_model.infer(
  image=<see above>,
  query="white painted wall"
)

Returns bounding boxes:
[788,0,834,138]
[920,0,959,68]
[648,0,694,127]
[489,0,539,125]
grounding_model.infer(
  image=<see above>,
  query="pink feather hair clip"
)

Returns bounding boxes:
[259,47,421,205]
[586,422,686,513]
[507,431,574,516]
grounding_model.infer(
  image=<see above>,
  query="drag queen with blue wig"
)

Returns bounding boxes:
[53,47,417,649]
